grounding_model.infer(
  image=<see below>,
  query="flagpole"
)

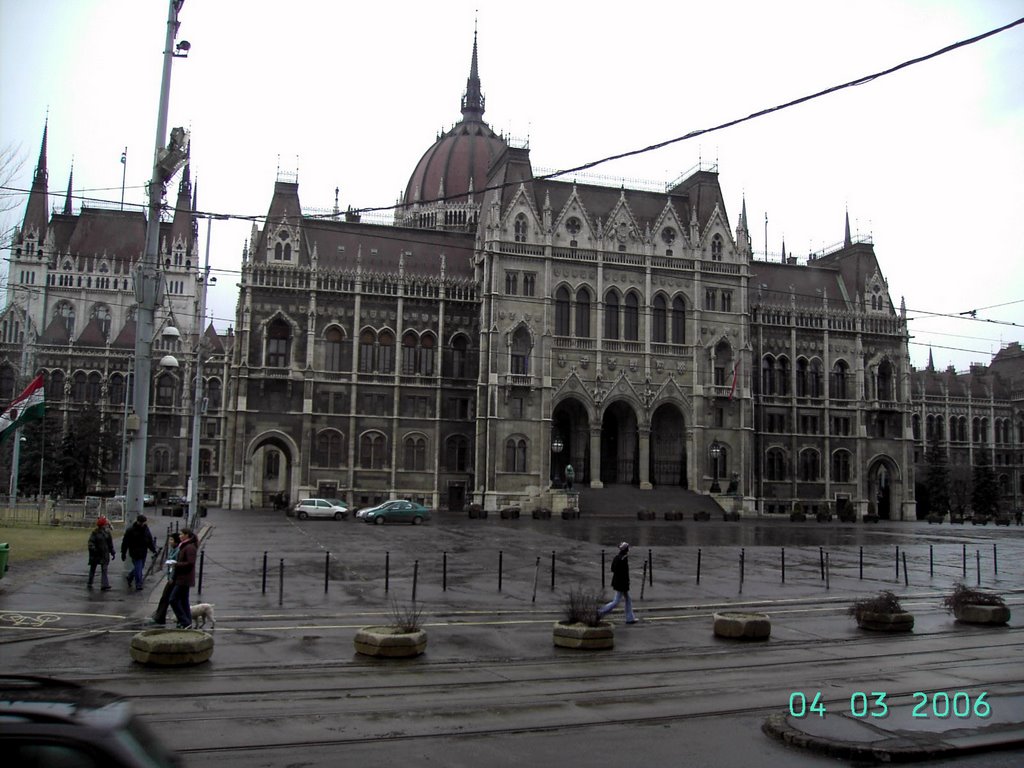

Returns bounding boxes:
[9,427,22,500]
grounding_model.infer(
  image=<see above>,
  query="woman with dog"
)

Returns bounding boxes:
[168,528,198,629]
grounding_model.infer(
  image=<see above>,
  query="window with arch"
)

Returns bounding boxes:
[403,435,427,471]
[832,360,849,399]
[766,448,786,481]
[359,329,375,373]
[510,326,531,376]
[401,331,419,375]
[325,327,344,371]
[761,356,776,395]
[206,378,222,409]
[808,359,823,398]
[274,231,292,261]
[315,430,344,467]
[624,292,640,341]
[71,372,87,402]
[711,234,723,261]
[671,296,686,344]
[651,295,667,343]
[796,358,809,397]
[514,213,528,242]
[555,287,571,336]
[199,448,213,476]
[378,330,395,374]
[446,435,469,471]
[92,304,111,339]
[504,437,528,472]
[56,302,75,336]
[876,359,894,401]
[265,450,280,478]
[604,291,620,340]
[155,373,176,407]
[450,334,469,379]
[87,372,102,403]
[109,373,126,406]
[800,449,820,481]
[575,287,591,338]
[0,366,15,403]
[832,450,852,482]
[913,414,922,441]
[266,318,291,367]
[153,448,171,474]
[359,432,387,469]
[777,356,790,395]
[419,333,435,375]
[48,370,65,401]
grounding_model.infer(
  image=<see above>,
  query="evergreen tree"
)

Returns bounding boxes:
[971,455,999,517]
[923,444,950,517]
[57,405,118,498]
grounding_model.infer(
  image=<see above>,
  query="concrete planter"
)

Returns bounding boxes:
[499,507,520,519]
[552,621,614,650]
[855,611,914,632]
[354,626,427,657]
[532,508,552,520]
[130,628,213,666]
[953,604,1010,625]
[713,611,771,640]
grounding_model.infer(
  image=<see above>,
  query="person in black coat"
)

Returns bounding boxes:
[87,516,115,590]
[597,542,637,623]
[121,515,157,591]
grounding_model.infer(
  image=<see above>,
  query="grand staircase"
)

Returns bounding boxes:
[575,485,726,517]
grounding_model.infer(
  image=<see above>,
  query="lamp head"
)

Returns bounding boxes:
[159,355,180,370]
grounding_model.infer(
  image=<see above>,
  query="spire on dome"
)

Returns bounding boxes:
[63,162,74,215]
[844,208,852,247]
[460,22,485,121]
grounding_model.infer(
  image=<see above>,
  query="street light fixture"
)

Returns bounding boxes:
[710,440,722,494]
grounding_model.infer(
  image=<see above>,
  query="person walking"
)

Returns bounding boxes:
[168,528,198,629]
[86,516,115,590]
[121,515,157,591]
[598,542,637,624]
[151,532,181,625]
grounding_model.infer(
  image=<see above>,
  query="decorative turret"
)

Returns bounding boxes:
[18,120,50,246]
[461,25,485,121]
[63,162,74,215]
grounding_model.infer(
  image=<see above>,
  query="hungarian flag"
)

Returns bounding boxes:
[728,362,740,401]
[0,374,46,442]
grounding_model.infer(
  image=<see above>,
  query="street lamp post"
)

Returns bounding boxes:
[127,0,189,521]
[710,440,722,494]
[551,433,564,487]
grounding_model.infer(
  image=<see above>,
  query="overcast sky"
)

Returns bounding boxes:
[2,0,1021,373]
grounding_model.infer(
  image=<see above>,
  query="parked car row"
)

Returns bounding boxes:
[286,498,431,525]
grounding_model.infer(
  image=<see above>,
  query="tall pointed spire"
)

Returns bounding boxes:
[460,21,485,121]
[20,119,50,241]
[844,208,852,247]
[63,161,74,215]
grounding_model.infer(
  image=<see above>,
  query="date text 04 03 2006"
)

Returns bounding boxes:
[788,691,991,719]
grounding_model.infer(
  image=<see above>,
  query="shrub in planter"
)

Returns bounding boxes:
[499,506,521,519]
[354,600,428,657]
[722,511,740,522]
[532,507,552,519]
[637,509,656,520]
[815,510,831,523]
[838,508,856,523]
[926,513,944,524]
[848,590,914,632]
[467,503,487,519]
[942,583,1010,625]
[789,510,806,522]
[663,510,683,521]
[693,510,710,521]
[553,586,613,650]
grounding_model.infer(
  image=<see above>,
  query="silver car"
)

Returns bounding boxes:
[288,498,348,520]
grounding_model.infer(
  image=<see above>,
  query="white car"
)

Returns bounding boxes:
[288,498,348,520]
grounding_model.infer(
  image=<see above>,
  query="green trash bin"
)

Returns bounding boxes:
[0,542,9,579]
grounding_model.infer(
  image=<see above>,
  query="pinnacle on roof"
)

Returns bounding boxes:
[63,162,74,215]
[460,24,485,121]
[844,208,852,247]
[20,119,50,240]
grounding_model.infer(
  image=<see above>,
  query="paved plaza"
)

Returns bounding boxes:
[2,507,1023,766]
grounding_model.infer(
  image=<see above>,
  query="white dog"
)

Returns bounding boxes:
[190,603,216,629]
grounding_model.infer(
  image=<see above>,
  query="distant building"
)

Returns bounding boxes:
[223,32,939,520]
[1,123,230,505]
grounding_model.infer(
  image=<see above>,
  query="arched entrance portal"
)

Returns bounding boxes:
[650,403,687,487]
[600,401,639,485]
[868,457,898,520]
[249,434,294,510]
[552,397,590,486]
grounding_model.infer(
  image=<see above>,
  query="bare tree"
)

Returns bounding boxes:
[0,143,28,290]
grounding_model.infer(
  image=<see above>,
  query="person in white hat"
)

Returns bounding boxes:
[598,542,637,624]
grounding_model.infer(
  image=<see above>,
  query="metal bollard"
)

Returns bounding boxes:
[902,551,908,587]
[324,551,330,594]
[413,560,419,602]
[532,556,540,603]
[640,561,647,599]
[601,550,606,588]
[739,548,745,594]
[962,544,967,578]
[929,544,934,577]
[385,551,390,594]
[859,546,863,580]
[498,550,503,592]
[895,546,900,581]
[781,547,785,583]
[993,543,998,575]
[976,549,981,586]
[278,559,284,607]
[819,547,825,581]
[825,552,831,590]
[648,548,653,586]
[443,551,448,592]
[550,550,555,591]
[696,548,702,585]
[262,551,268,594]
